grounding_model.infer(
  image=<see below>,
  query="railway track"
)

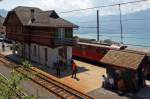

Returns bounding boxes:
[0,54,94,99]
[16,67,94,99]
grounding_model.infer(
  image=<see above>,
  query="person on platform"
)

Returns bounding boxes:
[102,75,107,88]
[109,76,114,89]
[56,62,60,77]
[71,60,78,79]
[55,57,61,77]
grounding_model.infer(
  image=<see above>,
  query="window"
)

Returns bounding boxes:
[96,47,107,55]
[65,28,72,38]
[34,45,37,57]
[58,28,65,39]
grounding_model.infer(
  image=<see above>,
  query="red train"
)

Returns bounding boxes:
[73,42,122,62]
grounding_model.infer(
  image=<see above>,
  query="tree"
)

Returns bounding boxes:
[103,39,120,45]
[0,69,37,99]
[103,39,113,45]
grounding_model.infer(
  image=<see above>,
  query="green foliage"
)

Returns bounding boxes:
[0,71,23,98]
[73,36,79,39]
[22,60,32,69]
[103,39,113,44]
[24,95,38,99]
[13,43,19,51]
[103,39,120,45]
[0,71,37,99]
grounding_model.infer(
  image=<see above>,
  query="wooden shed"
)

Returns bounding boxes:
[100,50,148,92]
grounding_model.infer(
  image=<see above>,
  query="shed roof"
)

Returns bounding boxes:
[4,6,78,28]
[100,50,145,70]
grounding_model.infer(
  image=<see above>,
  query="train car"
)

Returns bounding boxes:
[73,42,122,62]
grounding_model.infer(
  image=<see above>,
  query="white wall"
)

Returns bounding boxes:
[24,44,29,59]
[67,46,72,65]
[12,41,16,55]
[30,43,39,63]
[17,43,23,57]
[47,47,59,67]
[18,43,72,67]
[40,45,46,65]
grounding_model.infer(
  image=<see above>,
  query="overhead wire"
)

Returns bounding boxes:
[59,0,148,14]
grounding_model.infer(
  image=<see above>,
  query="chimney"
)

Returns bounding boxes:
[31,9,35,23]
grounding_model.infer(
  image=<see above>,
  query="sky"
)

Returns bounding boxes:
[0,0,150,16]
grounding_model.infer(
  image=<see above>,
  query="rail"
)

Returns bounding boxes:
[31,68,93,99]
[16,66,94,99]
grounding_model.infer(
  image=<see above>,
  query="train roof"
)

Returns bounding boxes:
[77,42,122,50]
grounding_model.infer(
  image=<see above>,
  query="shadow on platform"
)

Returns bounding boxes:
[73,56,106,68]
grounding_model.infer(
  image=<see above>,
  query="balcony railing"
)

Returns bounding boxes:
[54,38,77,46]
[6,33,77,46]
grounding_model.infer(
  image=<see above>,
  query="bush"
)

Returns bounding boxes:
[22,60,32,69]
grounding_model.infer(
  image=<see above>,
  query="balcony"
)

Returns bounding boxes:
[6,33,77,47]
[54,38,77,46]
[6,33,53,46]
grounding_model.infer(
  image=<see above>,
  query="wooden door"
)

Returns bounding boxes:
[45,48,48,65]
[59,47,67,63]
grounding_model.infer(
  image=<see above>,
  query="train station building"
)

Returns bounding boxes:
[3,6,78,67]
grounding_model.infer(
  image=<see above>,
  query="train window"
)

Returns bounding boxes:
[96,48,101,53]
[74,44,82,50]
[96,48,107,54]
[81,45,86,50]
[86,46,93,50]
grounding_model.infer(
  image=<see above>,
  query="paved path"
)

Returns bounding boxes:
[88,87,145,99]
[88,88,130,99]
[135,81,150,99]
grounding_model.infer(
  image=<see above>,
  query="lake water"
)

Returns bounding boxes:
[74,32,150,49]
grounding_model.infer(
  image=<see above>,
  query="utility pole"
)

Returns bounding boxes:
[118,4,123,44]
[97,10,100,41]
[0,14,1,24]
